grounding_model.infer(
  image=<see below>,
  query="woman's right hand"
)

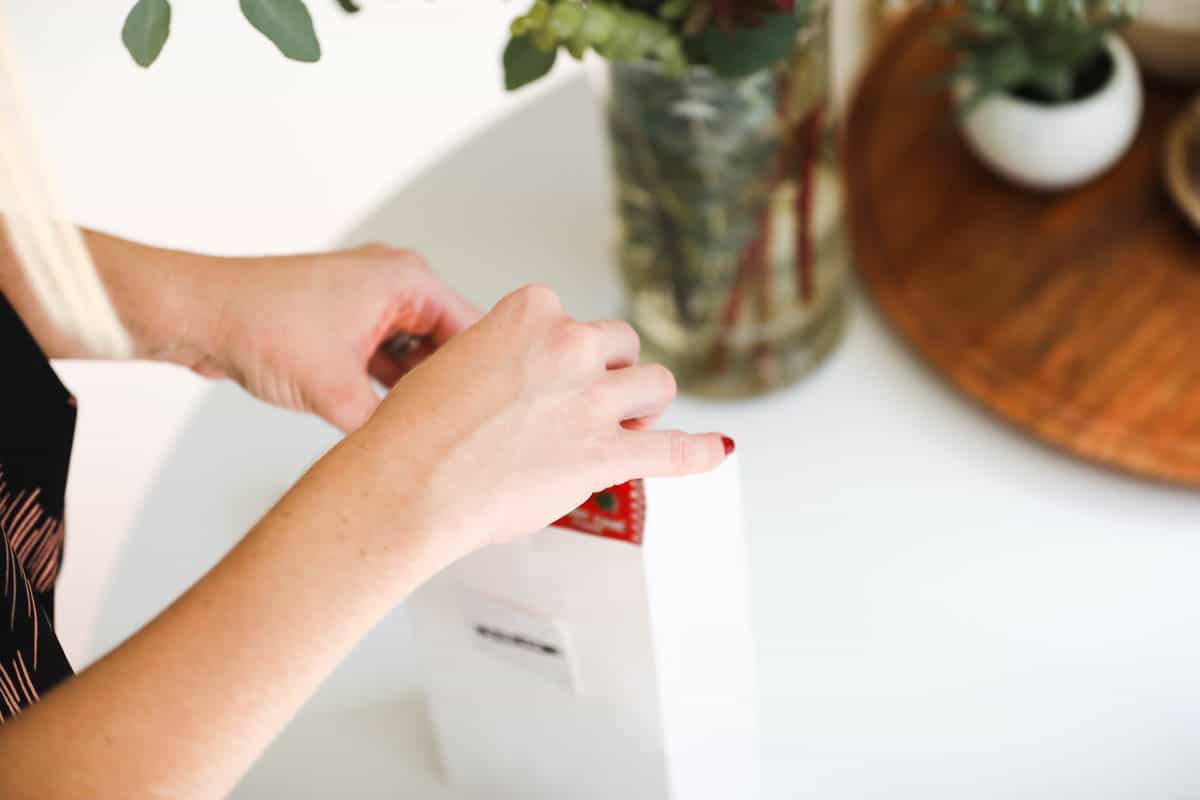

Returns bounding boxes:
[352,283,732,558]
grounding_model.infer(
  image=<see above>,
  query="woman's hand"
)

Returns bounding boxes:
[347,283,732,559]
[4,231,476,434]
[191,243,479,432]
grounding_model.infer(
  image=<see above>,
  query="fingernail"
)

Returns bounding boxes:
[721,436,736,456]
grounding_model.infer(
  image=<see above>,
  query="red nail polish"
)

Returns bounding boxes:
[721,436,736,456]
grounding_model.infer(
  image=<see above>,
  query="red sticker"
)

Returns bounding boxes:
[551,480,645,546]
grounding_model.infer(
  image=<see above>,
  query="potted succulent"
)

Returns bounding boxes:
[120,0,849,398]
[946,0,1142,191]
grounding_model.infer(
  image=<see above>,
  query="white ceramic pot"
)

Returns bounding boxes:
[957,35,1143,192]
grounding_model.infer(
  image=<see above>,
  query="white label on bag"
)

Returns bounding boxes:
[459,591,577,692]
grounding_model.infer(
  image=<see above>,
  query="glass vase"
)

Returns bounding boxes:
[603,5,847,398]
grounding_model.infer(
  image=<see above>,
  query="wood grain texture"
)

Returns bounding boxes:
[846,11,1200,487]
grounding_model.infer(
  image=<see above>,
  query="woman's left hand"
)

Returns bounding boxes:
[13,231,479,431]
[189,243,479,432]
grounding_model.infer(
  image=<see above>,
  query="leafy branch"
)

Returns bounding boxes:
[506,1,689,89]
[503,1,815,91]
[119,0,816,83]
[122,0,357,68]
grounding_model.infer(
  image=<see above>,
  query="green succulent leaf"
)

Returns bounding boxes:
[122,0,172,68]
[503,34,557,91]
[702,12,799,78]
[240,0,321,63]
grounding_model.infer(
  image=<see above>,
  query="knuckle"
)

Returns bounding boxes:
[666,430,691,472]
[617,320,640,347]
[388,247,432,272]
[398,249,431,271]
[511,283,561,313]
[359,243,430,273]
[584,383,614,418]
[612,320,641,362]
[589,439,624,480]
[647,363,677,400]
[555,321,599,361]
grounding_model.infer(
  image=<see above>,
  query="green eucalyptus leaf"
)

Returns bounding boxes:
[122,0,171,68]
[503,35,557,91]
[702,12,799,78]
[240,0,321,63]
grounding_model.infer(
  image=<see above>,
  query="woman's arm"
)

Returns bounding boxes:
[0,434,449,798]
[0,227,216,363]
[0,223,479,431]
[0,284,730,799]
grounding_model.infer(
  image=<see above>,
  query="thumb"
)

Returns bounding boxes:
[317,377,381,434]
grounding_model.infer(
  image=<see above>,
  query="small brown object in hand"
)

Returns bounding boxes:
[382,332,428,359]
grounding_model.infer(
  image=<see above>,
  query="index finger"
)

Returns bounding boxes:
[614,428,731,479]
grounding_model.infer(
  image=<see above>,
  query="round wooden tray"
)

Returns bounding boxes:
[846,12,1200,487]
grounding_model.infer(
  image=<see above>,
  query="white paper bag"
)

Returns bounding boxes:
[408,456,755,799]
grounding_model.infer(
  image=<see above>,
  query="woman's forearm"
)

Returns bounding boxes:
[0,430,456,800]
[0,222,225,363]
[1,222,491,433]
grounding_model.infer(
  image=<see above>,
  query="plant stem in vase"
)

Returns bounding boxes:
[607,9,847,398]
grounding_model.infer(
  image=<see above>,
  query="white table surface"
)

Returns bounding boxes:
[8,2,1200,798]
